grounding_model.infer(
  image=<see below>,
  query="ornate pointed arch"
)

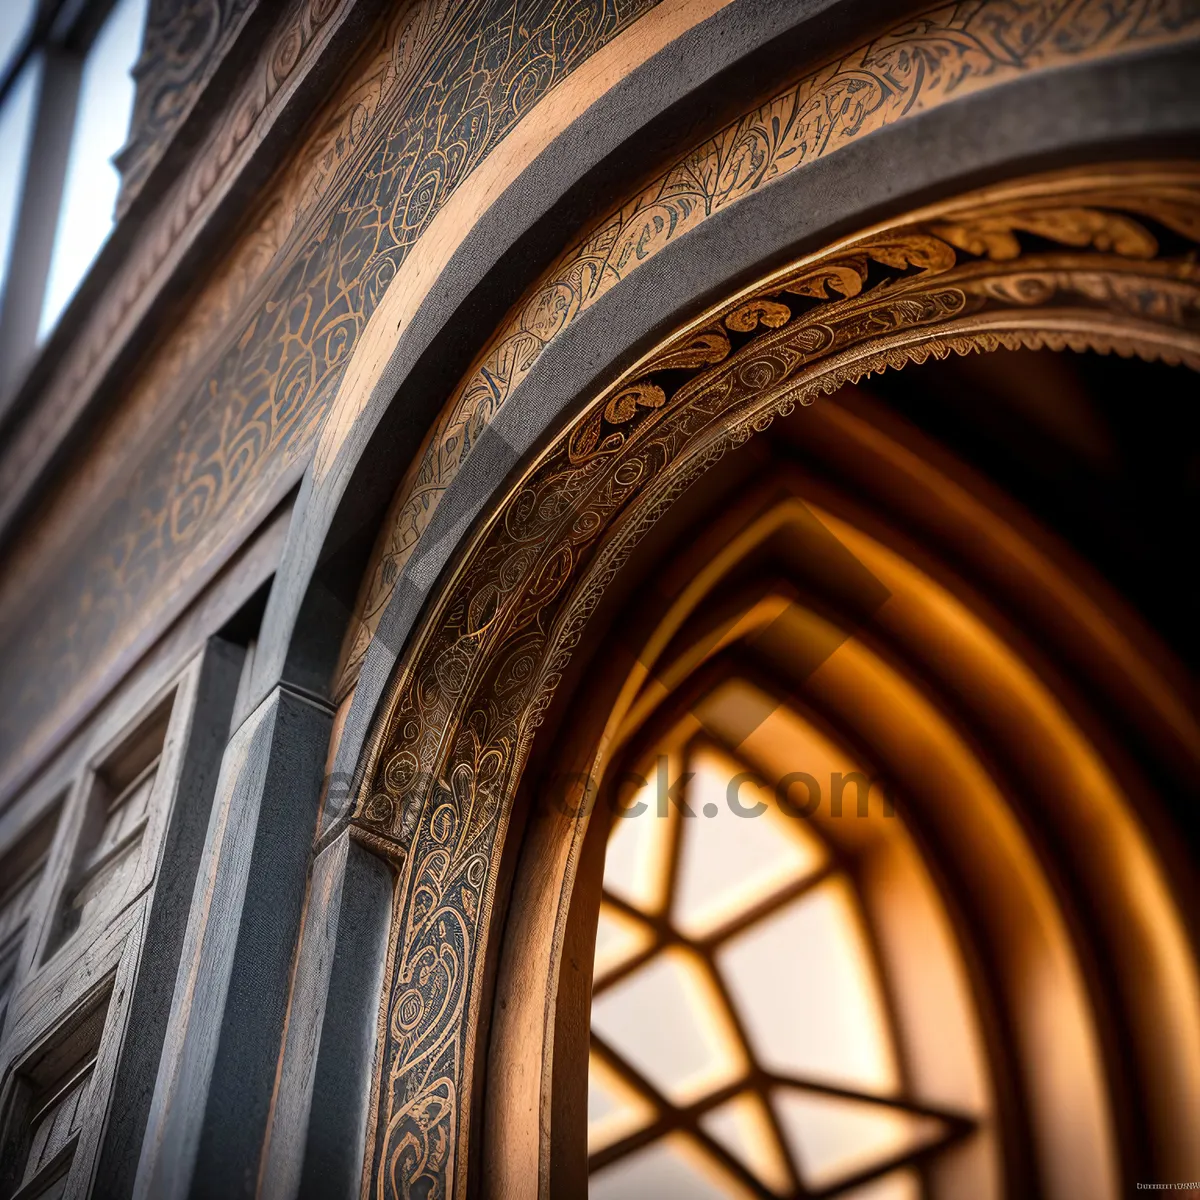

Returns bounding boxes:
[345,162,1200,1197]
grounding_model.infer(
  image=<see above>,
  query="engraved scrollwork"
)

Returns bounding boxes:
[653,328,732,371]
[726,298,792,332]
[0,0,661,774]
[6,1,1198,782]
[350,167,1200,1196]
[339,5,1200,691]
[778,259,868,300]
[117,0,258,212]
[932,206,1160,260]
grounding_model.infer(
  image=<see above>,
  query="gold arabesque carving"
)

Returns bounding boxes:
[5,0,1196,793]
[348,163,1200,1196]
[0,0,657,782]
[340,0,1200,688]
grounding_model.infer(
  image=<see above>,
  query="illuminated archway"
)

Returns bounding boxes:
[344,164,1200,1197]
[569,391,1197,1196]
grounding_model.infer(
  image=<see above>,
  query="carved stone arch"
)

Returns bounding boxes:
[249,5,1200,716]
[339,163,1200,1197]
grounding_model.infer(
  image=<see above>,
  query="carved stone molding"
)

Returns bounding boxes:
[3,0,1196,803]
[338,0,1200,689]
[116,0,261,214]
[0,0,364,527]
[347,163,1200,1196]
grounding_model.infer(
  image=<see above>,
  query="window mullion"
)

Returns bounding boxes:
[0,45,80,399]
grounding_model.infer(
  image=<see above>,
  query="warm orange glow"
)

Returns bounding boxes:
[587,724,982,1194]
[581,379,1199,1197]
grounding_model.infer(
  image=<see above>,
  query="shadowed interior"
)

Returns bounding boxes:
[560,351,1200,1199]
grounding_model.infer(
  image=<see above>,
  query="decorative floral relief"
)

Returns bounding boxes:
[350,165,1200,1197]
[339,0,1200,690]
[1,0,1196,795]
[116,0,260,212]
[0,0,355,522]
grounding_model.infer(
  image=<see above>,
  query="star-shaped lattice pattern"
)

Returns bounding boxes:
[588,743,974,1198]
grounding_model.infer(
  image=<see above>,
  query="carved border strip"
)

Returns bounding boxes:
[339,0,1200,687]
[4,0,1196,799]
[348,164,1200,1196]
[116,0,262,215]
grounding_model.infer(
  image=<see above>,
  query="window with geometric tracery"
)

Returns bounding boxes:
[588,734,978,1199]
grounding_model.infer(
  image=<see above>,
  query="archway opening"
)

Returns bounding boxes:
[348,167,1200,1200]
[547,349,1200,1199]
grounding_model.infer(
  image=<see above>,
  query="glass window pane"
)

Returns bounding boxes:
[0,0,37,79]
[601,770,674,916]
[673,746,826,938]
[773,1089,943,1190]
[590,1134,747,1200]
[593,901,654,981]
[0,56,40,299]
[717,877,897,1093]
[590,947,745,1105]
[587,1050,656,1155]
[837,1167,922,1200]
[699,1091,792,1194]
[38,0,147,338]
